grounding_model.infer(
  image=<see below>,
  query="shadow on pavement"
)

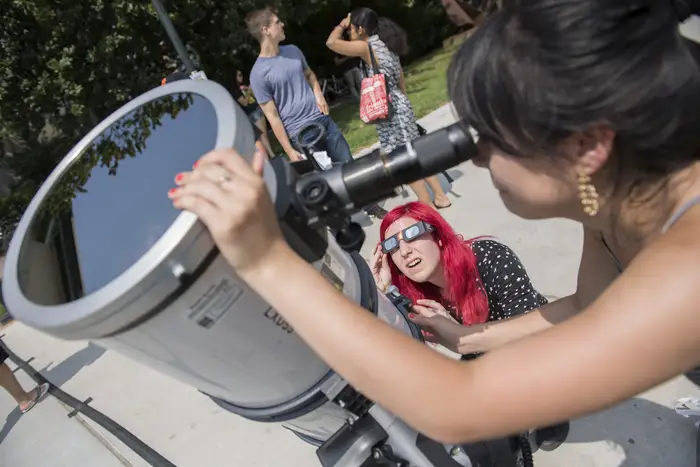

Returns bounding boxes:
[0,407,21,444]
[39,342,106,388]
[444,169,465,198]
[559,397,696,466]
[445,168,465,183]
[0,343,105,447]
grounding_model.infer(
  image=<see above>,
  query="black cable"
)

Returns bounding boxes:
[518,434,534,467]
[0,339,177,467]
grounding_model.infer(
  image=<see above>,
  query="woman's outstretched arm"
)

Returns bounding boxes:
[170,148,700,444]
[240,229,700,443]
[413,228,619,354]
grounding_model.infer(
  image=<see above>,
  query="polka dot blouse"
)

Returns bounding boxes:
[471,239,548,322]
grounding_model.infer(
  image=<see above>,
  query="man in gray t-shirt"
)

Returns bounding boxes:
[250,44,326,145]
[245,7,387,219]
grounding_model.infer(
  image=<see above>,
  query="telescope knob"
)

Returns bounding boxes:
[334,222,365,253]
[371,445,409,467]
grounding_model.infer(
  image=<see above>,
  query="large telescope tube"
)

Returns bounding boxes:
[2,81,504,465]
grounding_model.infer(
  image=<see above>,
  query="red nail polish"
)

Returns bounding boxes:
[168,188,177,196]
[175,173,183,182]
[408,313,416,319]
[193,161,199,169]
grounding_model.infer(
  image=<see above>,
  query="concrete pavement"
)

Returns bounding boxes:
[0,357,129,467]
[2,96,700,466]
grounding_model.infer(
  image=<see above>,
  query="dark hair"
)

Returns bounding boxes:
[350,7,379,36]
[245,7,278,42]
[378,17,410,57]
[449,0,700,200]
[351,9,410,57]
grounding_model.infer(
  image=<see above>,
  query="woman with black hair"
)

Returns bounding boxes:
[325,8,453,209]
[170,0,700,444]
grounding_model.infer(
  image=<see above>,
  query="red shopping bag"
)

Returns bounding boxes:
[359,44,393,124]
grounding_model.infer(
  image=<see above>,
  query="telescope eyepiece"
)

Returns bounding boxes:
[324,122,476,212]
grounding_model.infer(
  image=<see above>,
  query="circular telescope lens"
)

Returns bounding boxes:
[3,80,433,446]
[17,93,217,306]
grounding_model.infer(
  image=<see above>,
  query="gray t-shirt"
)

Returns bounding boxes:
[250,45,324,138]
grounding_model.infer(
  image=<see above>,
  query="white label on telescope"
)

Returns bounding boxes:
[186,278,243,329]
[320,254,346,292]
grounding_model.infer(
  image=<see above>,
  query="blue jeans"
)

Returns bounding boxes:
[293,116,353,165]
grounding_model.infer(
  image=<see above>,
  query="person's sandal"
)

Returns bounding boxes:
[433,198,452,209]
[20,382,50,414]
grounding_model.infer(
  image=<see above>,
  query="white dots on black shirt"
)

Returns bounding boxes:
[471,239,548,323]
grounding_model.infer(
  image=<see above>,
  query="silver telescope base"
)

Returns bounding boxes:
[314,404,524,467]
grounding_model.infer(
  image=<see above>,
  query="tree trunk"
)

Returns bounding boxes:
[440,0,478,27]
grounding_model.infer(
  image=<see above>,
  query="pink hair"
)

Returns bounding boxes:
[379,201,489,325]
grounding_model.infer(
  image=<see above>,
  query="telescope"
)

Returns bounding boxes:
[2,79,532,467]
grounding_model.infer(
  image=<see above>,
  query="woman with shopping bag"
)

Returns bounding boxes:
[326,9,453,209]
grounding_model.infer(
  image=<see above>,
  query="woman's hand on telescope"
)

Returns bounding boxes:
[410,300,478,354]
[412,299,459,323]
[169,142,289,276]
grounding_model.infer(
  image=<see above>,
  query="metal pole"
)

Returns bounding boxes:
[152,0,196,74]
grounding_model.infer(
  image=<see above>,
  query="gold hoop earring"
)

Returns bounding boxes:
[578,172,599,217]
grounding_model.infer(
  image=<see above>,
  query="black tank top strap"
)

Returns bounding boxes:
[600,234,624,273]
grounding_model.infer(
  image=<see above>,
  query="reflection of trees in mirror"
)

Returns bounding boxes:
[35,94,193,222]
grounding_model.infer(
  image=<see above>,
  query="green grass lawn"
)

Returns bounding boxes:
[330,42,460,153]
[0,303,11,325]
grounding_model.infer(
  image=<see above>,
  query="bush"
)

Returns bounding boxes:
[0,303,11,325]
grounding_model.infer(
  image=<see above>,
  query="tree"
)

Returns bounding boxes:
[0,0,181,236]
[0,0,272,237]
[0,0,453,240]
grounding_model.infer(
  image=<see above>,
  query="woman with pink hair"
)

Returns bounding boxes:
[372,201,545,328]
[372,201,569,450]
